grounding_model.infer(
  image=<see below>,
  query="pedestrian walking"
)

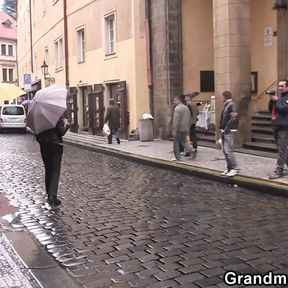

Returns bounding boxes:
[267,90,278,143]
[269,80,288,179]
[172,95,193,161]
[185,92,199,155]
[36,116,70,206]
[219,91,239,177]
[104,99,121,144]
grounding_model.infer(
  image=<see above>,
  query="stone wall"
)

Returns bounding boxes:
[150,0,182,138]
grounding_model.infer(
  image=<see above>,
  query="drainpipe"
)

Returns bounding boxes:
[145,0,154,116]
[63,0,69,88]
[29,0,33,73]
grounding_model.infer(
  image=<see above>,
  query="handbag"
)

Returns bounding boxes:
[102,123,111,136]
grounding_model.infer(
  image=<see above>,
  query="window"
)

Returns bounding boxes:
[42,0,46,14]
[2,106,25,115]
[44,47,49,65]
[77,28,85,63]
[200,71,215,92]
[2,68,7,81]
[8,45,13,56]
[104,13,116,55]
[55,38,63,69]
[1,44,6,55]
[8,69,13,82]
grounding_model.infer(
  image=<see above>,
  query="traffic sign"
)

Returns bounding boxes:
[24,74,31,91]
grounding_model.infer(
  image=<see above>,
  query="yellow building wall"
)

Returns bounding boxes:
[17,0,149,131]
[182,0,214,103]
[251,0,277,112]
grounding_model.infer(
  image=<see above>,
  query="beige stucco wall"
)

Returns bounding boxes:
[182,0,214,103]
[17,0,149,131]
[251,0,277,112]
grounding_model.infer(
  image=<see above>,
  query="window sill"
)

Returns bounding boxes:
[105,53,117,61]
[78,60,85,64]
[55,67,64,73]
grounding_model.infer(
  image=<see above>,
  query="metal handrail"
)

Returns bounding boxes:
[254,80,278,103]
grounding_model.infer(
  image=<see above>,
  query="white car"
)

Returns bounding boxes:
[0,104,27,133]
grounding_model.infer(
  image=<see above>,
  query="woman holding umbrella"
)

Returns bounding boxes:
[36,116,70,205]
[27,84,70,206]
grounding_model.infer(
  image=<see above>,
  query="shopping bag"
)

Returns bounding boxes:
[102,123,111,136]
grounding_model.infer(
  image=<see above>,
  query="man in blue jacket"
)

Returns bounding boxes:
[269,80,288,179]
[219,91,239,177]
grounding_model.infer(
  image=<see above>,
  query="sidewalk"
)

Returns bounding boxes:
[63,132,288,195]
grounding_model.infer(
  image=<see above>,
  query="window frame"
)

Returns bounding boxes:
[54,37,63,70]
[2,68,7,82]
[8,69,13,82]
[1,44,6,56]
[104,12,116,56]
[76,27,85,63]
[8,45,13,56]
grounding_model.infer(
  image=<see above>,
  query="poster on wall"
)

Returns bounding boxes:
[264,27,273,47]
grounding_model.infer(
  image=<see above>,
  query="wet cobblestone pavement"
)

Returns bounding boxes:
[0,234,40,288]
[1,134,288,287]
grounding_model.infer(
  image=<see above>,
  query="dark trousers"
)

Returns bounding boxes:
[40,143,63,199]
[189,124,197,149]
[275,130,288,173]
[108,128,119,144]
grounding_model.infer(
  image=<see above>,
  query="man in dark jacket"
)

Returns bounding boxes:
[36,116,70,206]
[269,80,288,179]
[104,99,120,144]
[219,91,239,177]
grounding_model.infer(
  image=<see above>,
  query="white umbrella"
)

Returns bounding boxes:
[27,84,67,135]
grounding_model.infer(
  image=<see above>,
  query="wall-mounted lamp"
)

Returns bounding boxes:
[41,61,55,83]
[273,0,288,10]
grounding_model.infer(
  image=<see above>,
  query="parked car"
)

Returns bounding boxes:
[0,104,27,133]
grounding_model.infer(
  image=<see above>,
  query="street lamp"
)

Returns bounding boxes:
[41,61,55,83]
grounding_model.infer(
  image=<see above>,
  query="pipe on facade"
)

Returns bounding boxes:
[63,0,69,88]
[145,0,154,117]
[28,0,33,73]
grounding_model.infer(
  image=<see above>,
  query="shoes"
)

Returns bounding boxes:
[116,138,120,144]
[47,198,62,206]
[269,172,283,180]
[184,153,191,157]
[220,170,229,176]
[226,169,239,177]
[171,158,182,161]
[108,142,112,144]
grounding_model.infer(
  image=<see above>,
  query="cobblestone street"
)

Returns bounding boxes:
[1,133,288,287]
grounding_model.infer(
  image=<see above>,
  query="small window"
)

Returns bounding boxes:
[104,13,116,55]
[77,28,85,63]
[2,107,24,115]
[1,44,6,55]
[42,0,46,14]
[8,69,13,82]
[55,38,63,69]
[44,47,49,65]
[8,45,13,56]
[2,68,7,81]
[200,71,215,92]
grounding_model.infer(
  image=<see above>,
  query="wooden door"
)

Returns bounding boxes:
[88,84,104,135]
[110,81,129,139]
[67,87,78,133]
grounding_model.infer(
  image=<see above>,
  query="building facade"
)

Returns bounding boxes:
[0,11,17,105]
[17,0,283,145]
[17,0,149,137]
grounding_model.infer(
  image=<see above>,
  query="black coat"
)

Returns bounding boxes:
[273,91,288,130]
[36,118,69,144]
[219,100,238,132]
[104,105,120,129]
